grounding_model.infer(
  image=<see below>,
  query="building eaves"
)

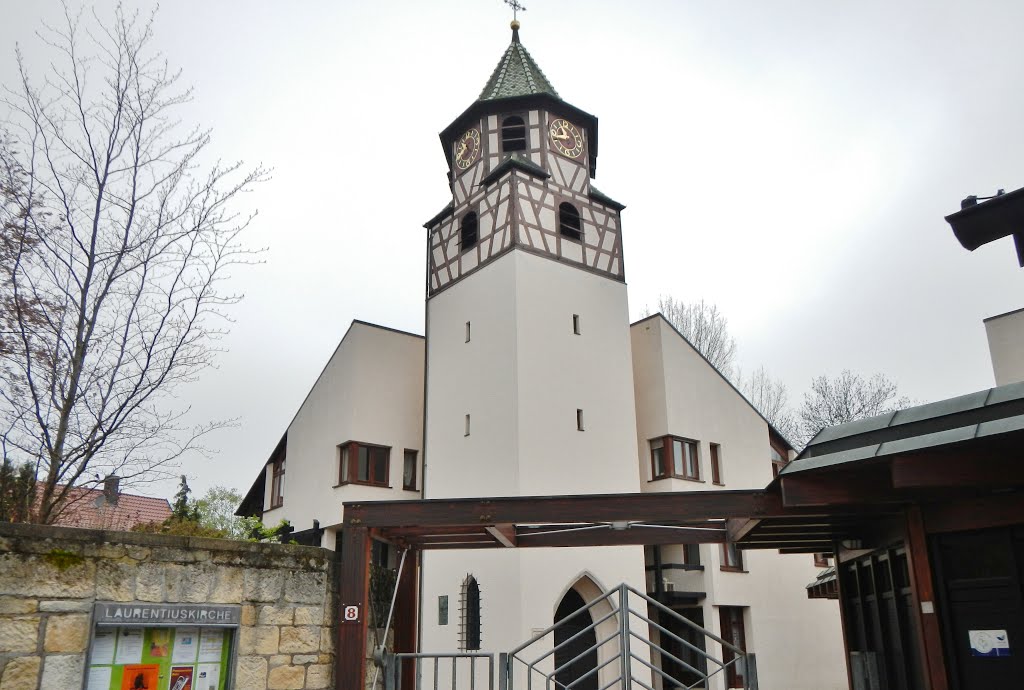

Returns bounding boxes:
[424,202,454,230]
[480,153,550,188]
[589,186,625,212]
[782,380,1024,476]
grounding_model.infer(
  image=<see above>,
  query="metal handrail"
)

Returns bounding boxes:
[504,582,758,690]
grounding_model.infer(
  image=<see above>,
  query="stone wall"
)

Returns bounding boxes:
[0,522,338,690]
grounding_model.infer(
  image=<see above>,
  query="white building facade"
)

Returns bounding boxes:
[240,24,847,690]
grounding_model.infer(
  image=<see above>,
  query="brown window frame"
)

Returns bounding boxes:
[403,449,418,492]
[338,441,391,488]
[721,542,745,572]
[813,552,829,568]
[500,115,527,152]
[649,435,701,481]
[270,455,286,509]
[558,202,582,242]
[710,443,723,485]
[460,211,478,252]
[718,606,747,688]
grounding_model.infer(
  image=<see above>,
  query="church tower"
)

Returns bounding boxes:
[421,21,646,657]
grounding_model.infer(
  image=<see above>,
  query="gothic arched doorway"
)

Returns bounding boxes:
[553,588,599,690]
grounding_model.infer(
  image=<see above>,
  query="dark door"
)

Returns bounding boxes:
[935,527,1024,690]
[554,589,598,690]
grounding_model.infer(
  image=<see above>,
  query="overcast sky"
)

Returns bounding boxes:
[2,1,1021,500]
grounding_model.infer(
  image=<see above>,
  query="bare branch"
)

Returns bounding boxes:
[0,5,267,523]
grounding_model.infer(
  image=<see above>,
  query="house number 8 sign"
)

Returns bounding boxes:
[342,604,361,623]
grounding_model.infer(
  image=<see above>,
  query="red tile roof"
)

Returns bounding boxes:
[47,485,172,531]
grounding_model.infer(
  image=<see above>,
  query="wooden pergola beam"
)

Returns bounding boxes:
[344,489,815,529]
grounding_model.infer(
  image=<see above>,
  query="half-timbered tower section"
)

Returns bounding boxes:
[425,24,625,295]
[420,22,647,660]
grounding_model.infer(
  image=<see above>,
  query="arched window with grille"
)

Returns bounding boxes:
[501,115,526,152]
[559,202,582,241]
[460,574,482,650]
[460,212,478,252]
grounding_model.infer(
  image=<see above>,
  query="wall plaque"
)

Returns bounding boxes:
[93,602,241,627]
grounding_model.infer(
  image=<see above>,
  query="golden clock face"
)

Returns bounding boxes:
[549,118,583,158]
[455,128,481,170]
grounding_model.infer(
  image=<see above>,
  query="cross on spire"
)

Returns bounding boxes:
[503,0,526,22]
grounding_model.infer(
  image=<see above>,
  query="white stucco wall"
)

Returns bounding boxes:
[260,322,424,541]
[630,315,848,690]
[985,307,1024,386]
[422,250,647,661]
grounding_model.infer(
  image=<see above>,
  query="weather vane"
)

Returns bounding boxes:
[503,0,526,22]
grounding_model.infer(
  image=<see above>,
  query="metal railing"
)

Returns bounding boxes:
[503,583,757,690]
[379,651,496,690]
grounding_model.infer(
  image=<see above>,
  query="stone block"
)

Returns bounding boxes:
[95,560,137,601]
[163,563,186,602]
[258,605,294,626]
[320,627,334,653]
[279,626,319,654]
[210,568,244,603]
[240,604,257,626]
[294,606,323,626]
[0,555,95,599]
[235,656,268,690]
[135,563,165,602]
[0,617,39,653]
[268,654,290,668]
[267,664,305,690]
[284,571,325,604]
[244,569,283,602]
[182,568,215,603]
[124,546,151,561]
[237,626,255,655]
[39,600,91,612]
[0,597,36,615]
[255,626,280,655]
[0,655,41,690]
[292,654,318,665]
[39,654,83,689]
[306,663,331,689]
[44,614,90,653]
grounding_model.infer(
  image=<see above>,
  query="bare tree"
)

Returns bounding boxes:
[736,366,799,442]
[797,370,911,446]
[0,5,266,524]
[645,296,738,377]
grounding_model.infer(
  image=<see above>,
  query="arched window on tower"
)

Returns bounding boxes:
[559,202,582,242]
[460,575,482,650]
[461,212,478,252]
[501,116,527,152]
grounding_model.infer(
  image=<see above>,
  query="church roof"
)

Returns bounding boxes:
[478,26,559,102]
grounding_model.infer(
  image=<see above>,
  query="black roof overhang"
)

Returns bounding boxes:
[945,185,1024,266]
[439,93,600,178]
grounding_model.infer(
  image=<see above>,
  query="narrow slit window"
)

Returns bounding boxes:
[559,202,582,241]
[461,212,478,252]
[501,115,526,152]
[465,321,471,342]
[464,414,471,437]
[710,443,723,485]
[576,409,584,431]
[572,314,580,335]
[403,449,418,491]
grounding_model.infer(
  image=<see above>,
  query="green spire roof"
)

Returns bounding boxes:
[479,25,559,101]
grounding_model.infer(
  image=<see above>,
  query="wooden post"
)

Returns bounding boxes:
[337,525,371,690]
[904,506,949,690]
[393,548,419,690]
[832,541,855,690]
